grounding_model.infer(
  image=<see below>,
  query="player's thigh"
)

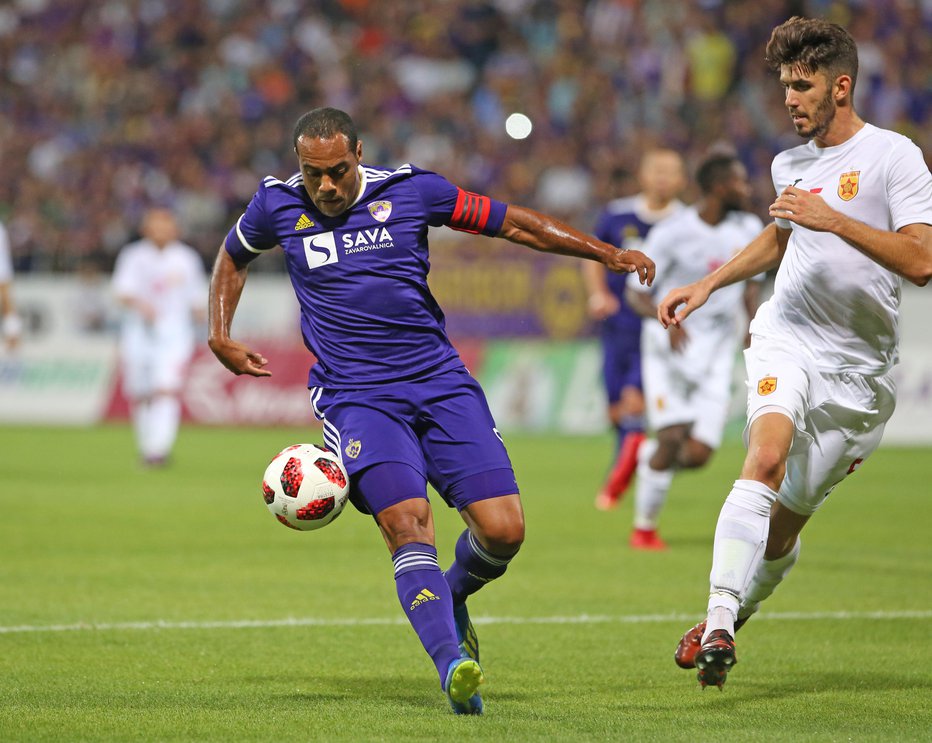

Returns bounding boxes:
[416,369,519,510]
[360,473,435,552]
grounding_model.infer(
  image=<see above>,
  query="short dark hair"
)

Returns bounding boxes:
[765,17,859,91]
[292,107,358,150]
[696,153,739,194]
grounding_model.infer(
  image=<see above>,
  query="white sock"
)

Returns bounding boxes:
[704,479,777,641]
[147,395,181,459]
[739,538,801,620]
[633,457,673,530]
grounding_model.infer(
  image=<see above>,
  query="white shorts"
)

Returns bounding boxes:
[641,321,739,449]
[743,337,896,516]
[120,331,194,399]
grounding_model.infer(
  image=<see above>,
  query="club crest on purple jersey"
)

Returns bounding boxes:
[368,200,392,222]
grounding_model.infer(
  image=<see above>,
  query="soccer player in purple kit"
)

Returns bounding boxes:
[583,149,686,514]
[208,107,655,714]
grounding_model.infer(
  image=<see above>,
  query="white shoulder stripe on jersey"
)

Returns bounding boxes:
[263,174,304,190]
[361,163,413,182]
[235,215,270,254]
[361,168,390,182]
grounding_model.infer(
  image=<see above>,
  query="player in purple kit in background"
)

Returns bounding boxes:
[583,149,686,512]
[208,107,655,715]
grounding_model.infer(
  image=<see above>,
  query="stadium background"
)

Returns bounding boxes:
[1,0,930,442]
[0,0,932,442]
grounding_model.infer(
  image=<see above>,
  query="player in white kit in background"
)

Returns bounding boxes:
[0,219,23,352]
[112,208,207,466]
[659,17,932,688]
[626,152,763,550]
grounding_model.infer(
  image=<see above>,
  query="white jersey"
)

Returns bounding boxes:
[755,123,932,375]
[112,239,207,348]
[0,221,12,284]
[634,207,763,445]
[631,205,764,330]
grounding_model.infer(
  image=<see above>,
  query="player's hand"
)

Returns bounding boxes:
[769,185,837,231]
[668,324,689,353]
[134,301,158,324]
[657,280,710,329]
[587,290,620,320]
[208,337,272,377]
[604,249,655,286]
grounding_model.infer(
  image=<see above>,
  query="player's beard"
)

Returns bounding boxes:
[795,89,836,141]
[722,197,745,214]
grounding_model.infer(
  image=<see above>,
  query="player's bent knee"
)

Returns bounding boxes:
[482,520,525,557]
[468,498,525,556]
[742,444,787,488]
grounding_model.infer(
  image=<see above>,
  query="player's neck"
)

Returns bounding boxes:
[641,194,674,214]
[696,199,725,226]
[813,111,865,149]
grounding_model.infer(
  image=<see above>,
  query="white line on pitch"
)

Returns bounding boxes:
[0,610,930,635]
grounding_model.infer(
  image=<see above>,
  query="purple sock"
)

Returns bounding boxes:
[444,529,514,606]
[392,542,462,685]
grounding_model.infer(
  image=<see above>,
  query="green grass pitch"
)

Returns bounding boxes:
[1,424,930,742]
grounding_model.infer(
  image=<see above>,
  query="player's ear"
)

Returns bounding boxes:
[355,140,363,162]
[834,74,853,103]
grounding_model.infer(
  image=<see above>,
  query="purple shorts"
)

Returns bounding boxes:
[600,336,642,403]
[310,367,519,515]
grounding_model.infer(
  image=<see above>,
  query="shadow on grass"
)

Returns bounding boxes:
[249,673,537,712]
[661,669,932,707]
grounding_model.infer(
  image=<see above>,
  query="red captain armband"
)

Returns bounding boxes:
[449,188,496,235]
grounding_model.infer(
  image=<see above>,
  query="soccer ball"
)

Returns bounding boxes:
[261,444,350,531]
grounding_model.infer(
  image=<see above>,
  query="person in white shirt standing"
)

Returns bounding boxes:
[113,208,207,466]
[626,152,763,550]
[0,219,23,352]
[661,17,932,689]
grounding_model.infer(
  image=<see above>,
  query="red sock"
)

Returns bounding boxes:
[604,431,645,497]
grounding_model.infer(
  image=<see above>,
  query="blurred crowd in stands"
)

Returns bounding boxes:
[1,0,929,273]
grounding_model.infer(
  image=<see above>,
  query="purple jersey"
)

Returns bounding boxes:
[225,165,507,388]
[593,195,679,337]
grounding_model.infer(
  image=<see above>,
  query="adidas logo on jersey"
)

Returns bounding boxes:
[294,214,315,230]
[409,588,440,610]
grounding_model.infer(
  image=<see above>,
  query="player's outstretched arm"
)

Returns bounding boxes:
[208,246,271,377]
[658,223,785,328]
[497,205,655,286]
[770,186,932,286]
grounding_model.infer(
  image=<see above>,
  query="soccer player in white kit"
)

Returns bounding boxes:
[660,17,932,688]
[0,219,23,351]
[112,208,207,466]
[626,152,763,550]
